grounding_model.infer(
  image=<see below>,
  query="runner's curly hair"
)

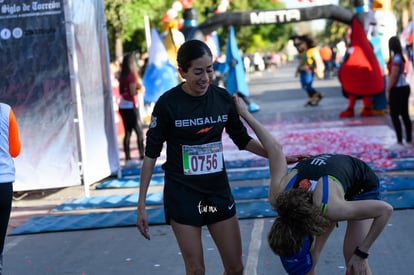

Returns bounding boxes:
[290,34,317,53]
[267,188,331,256]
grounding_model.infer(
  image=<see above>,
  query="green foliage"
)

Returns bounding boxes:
[316,0,413,47]
[198,0,293,54]
[392,0,411,16]
[104,0,307,60]
[315,1,353,47]
[105,0,174,59]
[317,19,349,47]
[391,0,411,30]
[228,0,292,53]
[105,0,413,61]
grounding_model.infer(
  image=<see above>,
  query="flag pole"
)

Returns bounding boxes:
[144,15,151,51]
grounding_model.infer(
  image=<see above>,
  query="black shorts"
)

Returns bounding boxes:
[351,188,380,201]
[163,181,236,226]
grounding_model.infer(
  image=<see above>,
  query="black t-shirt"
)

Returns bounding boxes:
[145,83,252,194]
[292,154,378,200]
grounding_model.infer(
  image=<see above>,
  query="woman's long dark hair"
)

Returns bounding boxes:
[267,188,331,256]
[388,36,406,65]
[119,53,139,95]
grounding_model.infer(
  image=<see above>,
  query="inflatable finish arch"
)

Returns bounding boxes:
[189,4,353,39]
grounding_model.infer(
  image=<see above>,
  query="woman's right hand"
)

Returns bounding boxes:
[136,207,150,240]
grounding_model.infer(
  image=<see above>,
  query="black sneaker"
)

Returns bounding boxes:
[304,100,318,107]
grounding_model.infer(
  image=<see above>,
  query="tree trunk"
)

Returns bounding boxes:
[115,33,123,62]
[402,7,410,29]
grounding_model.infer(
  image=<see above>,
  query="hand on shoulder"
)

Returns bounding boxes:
[233,95,249,117]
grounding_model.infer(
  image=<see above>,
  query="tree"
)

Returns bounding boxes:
[192,0,292,53]
[105,0,171,61]
[315,0,353,47]
[105,0,294,60]
[230,0,292,53]
[391,0,411,30]
[105,0,131,61]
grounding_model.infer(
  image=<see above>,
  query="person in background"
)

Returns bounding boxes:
[406,43,413,65]
[0,103,21,275]
[233,95,393,275]
[118,52,145,166]
[135,39,308,275]
[331,46,339,77]
[319,44,333,79]
[369,29,388,116]
[386,36,413,149]
[291,34,324,107]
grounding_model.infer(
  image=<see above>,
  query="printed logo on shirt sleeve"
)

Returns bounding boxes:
[150,116,157,128]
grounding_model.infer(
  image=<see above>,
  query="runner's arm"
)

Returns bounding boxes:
[8,108,21,157]
[328,199,393,253]
[136,156,157,240]
[233,95,288,200]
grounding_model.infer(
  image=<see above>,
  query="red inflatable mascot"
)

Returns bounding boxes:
[338,16,385,118]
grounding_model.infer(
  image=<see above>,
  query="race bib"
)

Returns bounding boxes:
[182,141,223,175]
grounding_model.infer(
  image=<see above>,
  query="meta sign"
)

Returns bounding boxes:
[249,9,301,25]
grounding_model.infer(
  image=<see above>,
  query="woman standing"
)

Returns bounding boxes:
[135,39,306,274]
[118,53,145,166]
[386,36,412,149]
[0,103,21,274]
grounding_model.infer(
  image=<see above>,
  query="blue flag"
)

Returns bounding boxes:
[143,28,179,104]
[225,26,249,97]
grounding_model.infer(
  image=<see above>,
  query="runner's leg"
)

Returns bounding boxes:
[171,219,205,275]
[207,216,243,275]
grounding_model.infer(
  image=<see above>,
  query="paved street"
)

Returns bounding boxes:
[4,64,414,275]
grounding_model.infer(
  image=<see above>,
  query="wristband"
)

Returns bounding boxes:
[354,247,369,259]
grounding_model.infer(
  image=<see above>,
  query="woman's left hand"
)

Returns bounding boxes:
[285,154,311,164]
[347,255,372,275]
[233,95,249,117]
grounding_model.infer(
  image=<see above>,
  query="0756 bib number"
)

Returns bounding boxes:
[182,141,223,175]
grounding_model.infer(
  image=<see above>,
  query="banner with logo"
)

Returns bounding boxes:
[0,0,119,191]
